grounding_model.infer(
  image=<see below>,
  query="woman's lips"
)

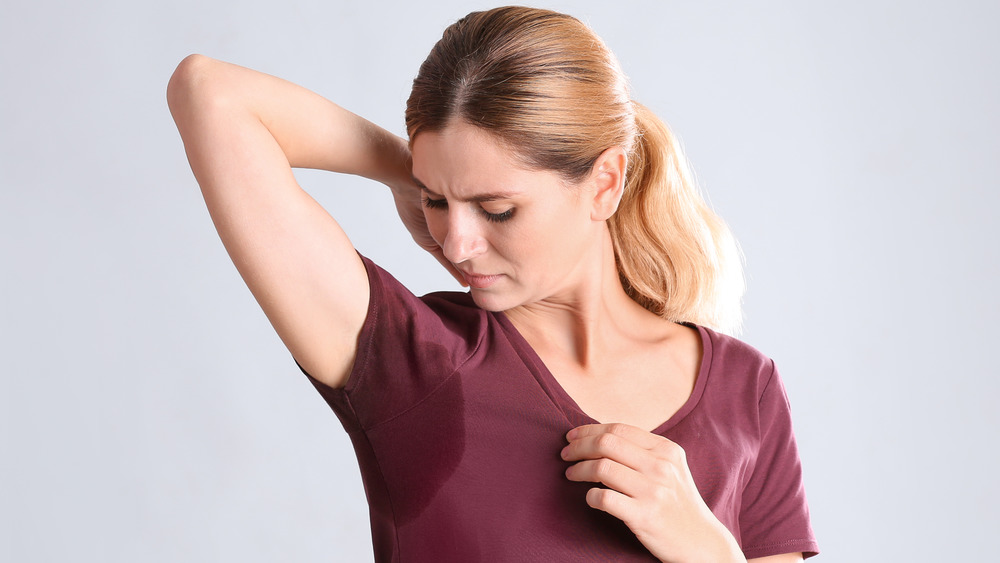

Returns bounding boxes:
[463,273,502,289]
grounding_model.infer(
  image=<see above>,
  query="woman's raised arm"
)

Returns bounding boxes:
[167,54,407,388]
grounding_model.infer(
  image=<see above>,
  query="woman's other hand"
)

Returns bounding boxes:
[561,423,745,563]
[388,178,466,287]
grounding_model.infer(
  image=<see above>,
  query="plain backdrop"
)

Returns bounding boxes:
[2,0,998,561]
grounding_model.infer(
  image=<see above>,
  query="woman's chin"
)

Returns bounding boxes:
[468,287,517,312]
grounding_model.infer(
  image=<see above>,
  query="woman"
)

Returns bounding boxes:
[168,6,818,562]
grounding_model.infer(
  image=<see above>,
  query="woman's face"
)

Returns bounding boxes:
[410,121,604,312]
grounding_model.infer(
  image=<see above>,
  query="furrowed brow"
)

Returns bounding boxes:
[467,192,518,203]
[412,175,518,203]
[412,175,432,193]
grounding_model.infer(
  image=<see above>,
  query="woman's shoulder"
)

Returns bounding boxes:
[695,324,780,397]
[324,256,495,426]
[362,254,481,307]
[359,254,492,346]
[698,324,773,364]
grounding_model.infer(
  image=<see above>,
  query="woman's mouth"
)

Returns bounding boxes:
[463,273,503,289]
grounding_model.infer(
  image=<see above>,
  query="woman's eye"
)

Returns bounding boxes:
[482,208,514,223]
[422,194,512,223]
[421,196,448,210]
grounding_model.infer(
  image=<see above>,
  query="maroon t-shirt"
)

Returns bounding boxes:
[302,257,819,561]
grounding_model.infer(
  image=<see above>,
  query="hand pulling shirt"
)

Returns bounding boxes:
[300,256,819,561]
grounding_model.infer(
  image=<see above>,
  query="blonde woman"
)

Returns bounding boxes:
[168,7,818,561]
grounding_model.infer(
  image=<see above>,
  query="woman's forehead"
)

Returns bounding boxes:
[411,123,557,197]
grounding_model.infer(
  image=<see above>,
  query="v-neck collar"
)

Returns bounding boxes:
[495,313,714,435]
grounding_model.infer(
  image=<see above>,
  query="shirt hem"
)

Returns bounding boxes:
[742,538,820,559]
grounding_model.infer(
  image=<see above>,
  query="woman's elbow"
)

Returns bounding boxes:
[166,54,219,116]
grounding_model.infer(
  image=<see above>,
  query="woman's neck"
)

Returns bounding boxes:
[504,228,664,373]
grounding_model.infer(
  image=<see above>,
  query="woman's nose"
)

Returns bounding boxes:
[442,210,487,264]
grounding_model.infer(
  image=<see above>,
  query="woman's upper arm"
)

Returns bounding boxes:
[167,55,403,388]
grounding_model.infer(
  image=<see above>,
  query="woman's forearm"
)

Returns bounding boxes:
[167,54,411,188]
[166,55,388,387]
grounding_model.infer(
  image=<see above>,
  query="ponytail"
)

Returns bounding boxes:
[406,7,744,333]
[610,102,745,334]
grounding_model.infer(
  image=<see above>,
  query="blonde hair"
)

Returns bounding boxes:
[406,7,744,333]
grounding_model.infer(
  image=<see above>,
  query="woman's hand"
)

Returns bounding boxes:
[562,423,745,563]
[387,177,467,287]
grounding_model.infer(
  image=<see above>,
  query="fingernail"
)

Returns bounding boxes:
[566,428,577,440]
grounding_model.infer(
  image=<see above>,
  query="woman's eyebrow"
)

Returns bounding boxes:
[412,175,431,191]
[412,175,519,203]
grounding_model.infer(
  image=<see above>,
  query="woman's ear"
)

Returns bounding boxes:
[589,146,627,221]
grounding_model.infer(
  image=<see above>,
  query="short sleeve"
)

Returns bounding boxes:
[298,255,487,431]
[739,362,820,559]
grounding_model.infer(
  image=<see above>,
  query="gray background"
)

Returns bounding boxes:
[2,0,997,561]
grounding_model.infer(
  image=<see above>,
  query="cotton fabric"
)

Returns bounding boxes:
[300,256,819,561]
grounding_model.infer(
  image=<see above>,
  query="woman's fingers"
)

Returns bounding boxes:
[567,422,666,450]
[585,485,638,524]
[564,456,649,497]
[562,423,739,561]
[562,427,649,470]
[563,423,686,478]
[562,423,691,513]
[430,247,467,286]
[389,184,467,286]
[563,423,689,501]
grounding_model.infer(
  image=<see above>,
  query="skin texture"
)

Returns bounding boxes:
[411,122,603,314]
[170,56,804,563]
